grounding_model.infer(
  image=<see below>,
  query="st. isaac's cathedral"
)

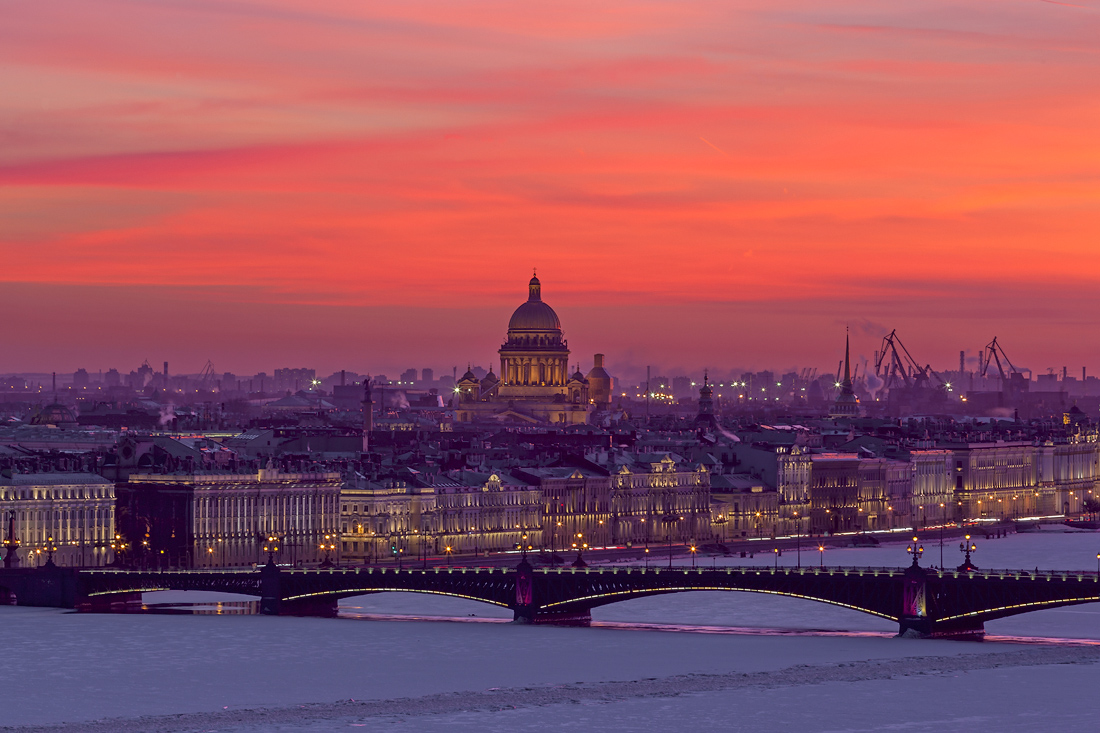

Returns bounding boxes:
[453,274,612,424]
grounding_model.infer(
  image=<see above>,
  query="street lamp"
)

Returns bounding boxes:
[818,544,825,569]
[319,534,335,568]
[773,547,779,569]
[906,536,924,567]
[690,544,697,568]
[571,532,588,568]
[662,514,678,568]
[939,502,946,568]
[45,535,57,568]
[793,511,801,569]
[445,546,452,567]
[958,534,977,572]
[263,535,280,566]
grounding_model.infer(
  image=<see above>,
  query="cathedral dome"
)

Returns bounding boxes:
[507,275,562,333]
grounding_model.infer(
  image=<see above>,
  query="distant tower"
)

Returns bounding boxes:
[695,371,718,428]
[830,331,862,419]
[585,354,612,407]
[361,378,374,454]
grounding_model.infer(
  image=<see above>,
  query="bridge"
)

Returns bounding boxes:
[2,559,1098,638]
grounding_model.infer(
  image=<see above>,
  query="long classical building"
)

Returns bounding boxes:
[454,275,610,424]
[0,472,115,567]
[339,470,542,562]
[118,467,342,569]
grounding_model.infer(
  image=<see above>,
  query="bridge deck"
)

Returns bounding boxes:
[3,564,1097,639]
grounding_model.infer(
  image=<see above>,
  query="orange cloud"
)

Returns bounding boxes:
[1,0,1099,373]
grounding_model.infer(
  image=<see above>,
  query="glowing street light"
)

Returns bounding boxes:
[906,536,924,567]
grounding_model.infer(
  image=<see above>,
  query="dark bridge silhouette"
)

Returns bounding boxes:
[2,560,1098,638]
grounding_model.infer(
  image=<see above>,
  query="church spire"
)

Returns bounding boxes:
[843,327,852,389]
[830,328,861,418]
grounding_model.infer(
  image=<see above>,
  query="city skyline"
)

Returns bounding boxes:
[4,1,1100,375]
[0,279,1095,387]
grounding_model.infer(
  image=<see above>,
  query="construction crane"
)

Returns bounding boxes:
[979,337,1029,381]
[874,330,947,391]
[197,360,217,392]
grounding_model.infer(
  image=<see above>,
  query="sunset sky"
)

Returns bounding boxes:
[3,0,1100,381]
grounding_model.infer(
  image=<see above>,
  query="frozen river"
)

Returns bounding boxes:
[2,528,1099,732]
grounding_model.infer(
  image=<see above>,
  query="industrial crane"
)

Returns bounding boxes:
[874,330,948,392]
[979,337,1029,381]
[197,360,217,392]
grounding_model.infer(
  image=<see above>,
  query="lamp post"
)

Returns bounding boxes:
[45,535,57,568]
[662,514,678,568]
[818,544,825,569]
[2,509,20,569]
[319,534,335,568]
[445,545,452,567]
[958,534,977,572]
[793,511,801,569]
[1095,552,1099,577]
[571,532,588,568]
[690,544,697,568]
[263,535,280,566]
[939,502,946,568]
[906,535,924,567]
[773,546,779,570]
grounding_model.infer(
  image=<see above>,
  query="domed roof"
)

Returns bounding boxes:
[30,403,78,426]
[507,275,562,332]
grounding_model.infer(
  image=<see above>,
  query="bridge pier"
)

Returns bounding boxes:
[513,607,592,627]
[898,617,985,640]
[259,561,338,617]
[75,592,143,613]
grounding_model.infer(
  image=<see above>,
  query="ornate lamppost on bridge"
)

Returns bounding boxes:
[319,534,336,568]
[571,532,588,568]
[818,543,825,568]
[939,502,946,568]
[445,545,452,566]
[958,534,978,572]
[793,511,802,569]
[662,514,679,568]
[3,509,20,569]
[906,536,924,567]
[263,535,280,566]
[44,535,58,569]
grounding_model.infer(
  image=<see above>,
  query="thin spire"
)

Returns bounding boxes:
[844,329,852,387]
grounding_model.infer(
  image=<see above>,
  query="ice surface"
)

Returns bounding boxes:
[0,530,1098,730]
